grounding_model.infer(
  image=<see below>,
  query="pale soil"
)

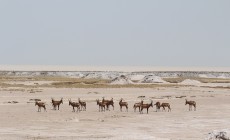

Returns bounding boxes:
[3,81,54,86]
[0,87,230,140]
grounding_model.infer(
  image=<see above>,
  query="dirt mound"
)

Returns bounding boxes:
[83,72,119,80]
[110,75,133,85]
[128,74,145,81]
[140,75,167,83]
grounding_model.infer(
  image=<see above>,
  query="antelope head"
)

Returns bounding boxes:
[60,98,63,104]
[96,99,99,104]
[68,99,71,105]
[150,100,153,107]
[140,99,144,104]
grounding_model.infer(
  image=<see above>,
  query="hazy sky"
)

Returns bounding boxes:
[0,1,229,66]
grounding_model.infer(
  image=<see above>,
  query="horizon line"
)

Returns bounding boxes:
[0,65,230,72]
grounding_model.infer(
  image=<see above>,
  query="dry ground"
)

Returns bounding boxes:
[0,87,230,140]
[1,76,230,88]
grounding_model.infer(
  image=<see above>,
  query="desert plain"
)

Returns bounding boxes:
[0,66,230,140]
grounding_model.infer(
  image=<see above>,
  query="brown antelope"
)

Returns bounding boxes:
[185,99,196,111]
[102,97,114,111]
[51,98,63,110]
[133,100,143,112]
[119,98,128,112]
[35,101,46,112]
[154,101,161,112]
[96,99,106,112]
[69,99,80,112]
[161,103,171,112]
[78,98,86,111]
[140,100,153,114]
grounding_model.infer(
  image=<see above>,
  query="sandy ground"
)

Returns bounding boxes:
[1,87,230,140]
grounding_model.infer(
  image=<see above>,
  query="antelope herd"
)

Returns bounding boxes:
[35,97,197,114]
[51,98,63,110]
[133,100,143,112]
[96,99,106,112]
[140,100,153,114]
[35,101,46,112]
[102,97,114,111]
[185,99,196,111]
[68,99,81,112]
[119,98,128,112]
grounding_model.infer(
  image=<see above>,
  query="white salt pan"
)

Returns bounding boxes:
[140,75,167,83]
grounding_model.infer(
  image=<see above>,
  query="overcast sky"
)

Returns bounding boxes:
[0,1,229,67]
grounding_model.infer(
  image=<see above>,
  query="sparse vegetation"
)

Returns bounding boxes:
[163,77,230,83]
[0,75,230,89]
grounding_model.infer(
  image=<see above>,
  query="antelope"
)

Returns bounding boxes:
[154,101,161,112]
[185,99,196,111]
[102,97,114,111]
[69,99,80,112]
[96,99,106,112]
[133,100,143,112]
[119,98,128,112]
[51,98,63,110]
[140,100,153,114]
[78,98,86,111]
[35,101,46,112]
[161,103,171,112]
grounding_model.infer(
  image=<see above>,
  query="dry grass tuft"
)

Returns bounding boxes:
[163,77,230,83]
